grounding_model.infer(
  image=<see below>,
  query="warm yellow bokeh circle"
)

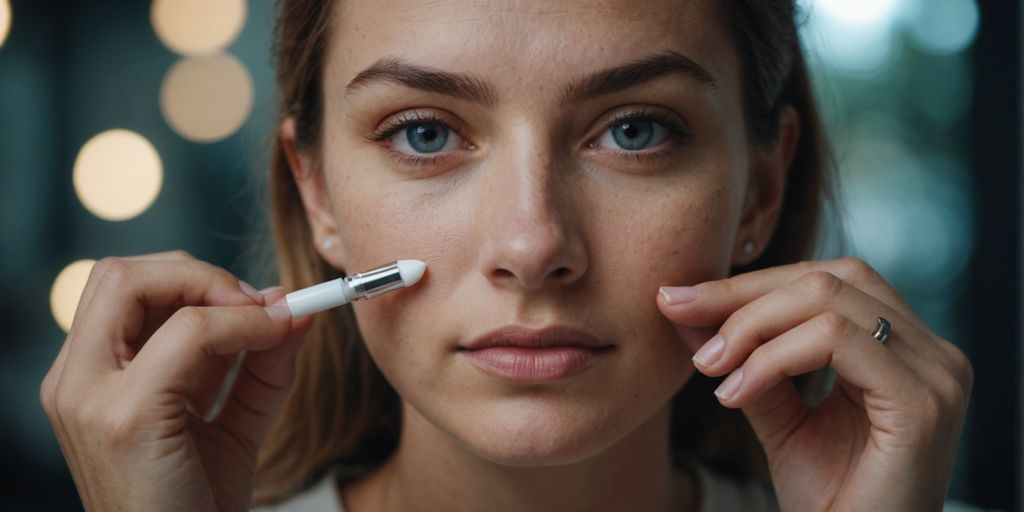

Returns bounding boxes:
[50,260,97,333]
[159,53,254,143]
[73,129,164,221]
[0,0,11,49]
[151,0,247,56]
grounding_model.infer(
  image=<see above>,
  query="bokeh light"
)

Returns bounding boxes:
[0,0,11,49]
[803,0,908,75]
[804,22,899,75]
[912,57,973,123]
[50,260,96,333]
[73,130,164,221]
[813,0,904,26]
[905,0,979,55]
[840,134,975,291]
[159,53,254,143]
[150,0,247,56]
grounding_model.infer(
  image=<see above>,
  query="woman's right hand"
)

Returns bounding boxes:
[40,251,314,512]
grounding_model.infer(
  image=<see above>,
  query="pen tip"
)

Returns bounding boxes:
[396,259,426,286]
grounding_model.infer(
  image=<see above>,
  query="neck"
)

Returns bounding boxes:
[342,401,697,512]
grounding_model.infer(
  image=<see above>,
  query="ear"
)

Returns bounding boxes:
[732,105,800,267]
[280,117,346,270]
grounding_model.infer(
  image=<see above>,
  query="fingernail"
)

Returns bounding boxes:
[693,334,725,367]
[259,285,284,298]
[239,280,263,303]
[263,301,292,323]
[660,286,699,305]
[714,368,744,401]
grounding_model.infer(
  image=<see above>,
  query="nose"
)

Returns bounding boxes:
[476,143,588,292]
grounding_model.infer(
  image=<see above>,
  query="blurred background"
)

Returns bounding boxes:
[0,0,1018,509]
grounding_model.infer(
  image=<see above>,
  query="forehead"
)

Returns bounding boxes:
[326,0,737,100]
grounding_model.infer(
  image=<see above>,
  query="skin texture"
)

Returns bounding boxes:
[39,0,971,510]
[286,0,795,510]
[40,252,313,511]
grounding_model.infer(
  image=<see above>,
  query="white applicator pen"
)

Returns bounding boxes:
[284,259,427,317]
[202,259,426,422]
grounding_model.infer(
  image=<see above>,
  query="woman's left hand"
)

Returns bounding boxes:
[658,257,973,512]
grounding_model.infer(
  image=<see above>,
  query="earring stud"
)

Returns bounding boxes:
[323,238,337,250]
[743,240,755,254]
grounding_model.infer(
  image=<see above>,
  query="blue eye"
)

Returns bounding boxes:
[405,122,449,153]
[611,120,654,149]
[595,117,674,152]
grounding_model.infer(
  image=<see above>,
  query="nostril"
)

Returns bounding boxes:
[552,267,571,279]
[494,269,516,280]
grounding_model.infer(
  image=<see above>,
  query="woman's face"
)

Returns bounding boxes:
[299,0,771,465]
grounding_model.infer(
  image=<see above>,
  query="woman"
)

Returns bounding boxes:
[40,0,975,510]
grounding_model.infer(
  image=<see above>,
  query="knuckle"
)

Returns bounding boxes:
[39,374,57,418]
[834,257,880,286]
[170,249,195,260]
[799,271,844,302]
[814,311,854,340]
[940,376,968,412]
[700,279,731,301]
[192,260,241,291]
[173,306,210,335]
[93,256,132,289]
[213,266,243,289]
[942,341,974,396]
[53,386,80,421]
[743,345,771,376]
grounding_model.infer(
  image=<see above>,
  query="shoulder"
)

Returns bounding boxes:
[250,471,345,512]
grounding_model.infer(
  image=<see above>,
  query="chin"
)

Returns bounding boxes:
[454,396,635,467]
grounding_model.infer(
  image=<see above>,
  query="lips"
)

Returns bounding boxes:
[458,325,614,382]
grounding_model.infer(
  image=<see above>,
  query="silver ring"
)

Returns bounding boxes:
[872,317,891,343]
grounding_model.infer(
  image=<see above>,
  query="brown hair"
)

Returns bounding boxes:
[253,0,836,504]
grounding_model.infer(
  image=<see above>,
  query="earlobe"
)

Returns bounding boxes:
[279,117,347,270]
[731,105,801,267]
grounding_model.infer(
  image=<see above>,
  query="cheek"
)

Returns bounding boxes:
[329,177,475,376]
[583,173,739,351]
[590,175,738,288]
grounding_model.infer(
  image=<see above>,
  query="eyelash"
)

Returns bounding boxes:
[597,107,691,162]
[366,109,467,168]
[366,107,690,168]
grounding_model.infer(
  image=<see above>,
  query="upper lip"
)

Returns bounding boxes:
[462,325,613,350]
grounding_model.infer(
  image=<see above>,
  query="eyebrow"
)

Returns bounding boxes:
[344,50,717,106]
[346,58,499,106]
[560,50,717,104]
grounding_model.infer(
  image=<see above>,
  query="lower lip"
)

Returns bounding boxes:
[458,346,610,382]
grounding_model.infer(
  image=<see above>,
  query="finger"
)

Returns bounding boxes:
[714,312,918,447]
[40,339,71,419]
[196,285,288,422]
[126,302,294,402]
[213,311,313,447]
[690,271,922,378]
[66,258,263,379]
[235,288,311,396]
[659,257,921,331]
[39,338,75,485]
[71,251,199,332]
